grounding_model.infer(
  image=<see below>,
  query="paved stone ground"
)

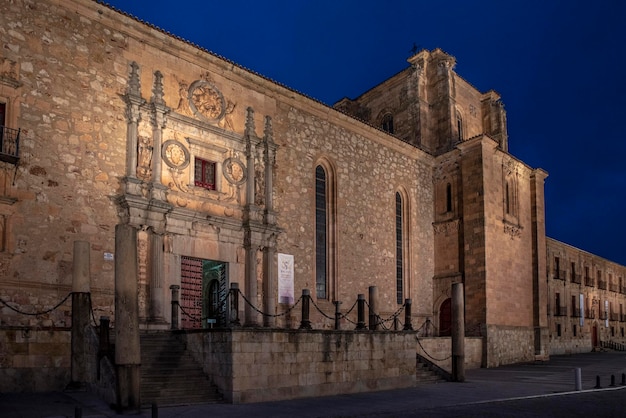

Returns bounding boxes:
[1,351,625,418]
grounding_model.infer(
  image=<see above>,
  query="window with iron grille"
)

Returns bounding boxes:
[194,158,216,190]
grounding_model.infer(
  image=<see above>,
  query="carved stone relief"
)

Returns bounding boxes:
[504,222,522,239]
[136,134,153,180]
[433,219,460,235]
[162,140,190,193]
[188,80,225,122]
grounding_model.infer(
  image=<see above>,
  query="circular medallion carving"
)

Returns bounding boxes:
[162,140,190,169]
[188,80,225,122]
[223,157,246,186]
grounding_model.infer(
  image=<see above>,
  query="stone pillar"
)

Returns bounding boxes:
[451,282,465,382]
[244,239,259,327]
[114,224,141,412]
[149,231,165,324]
[263,239,276,328]
[70,240,91,388]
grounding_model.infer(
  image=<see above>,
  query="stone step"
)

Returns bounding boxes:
[140,331,223,406]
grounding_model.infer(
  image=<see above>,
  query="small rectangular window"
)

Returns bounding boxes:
[557,323,561,337]
[573,325,577,337]
[194,158,216,190]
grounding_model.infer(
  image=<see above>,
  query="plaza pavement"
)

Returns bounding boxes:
[1,350,625,417]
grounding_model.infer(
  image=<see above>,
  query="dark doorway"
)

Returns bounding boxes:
[439,298,452,336]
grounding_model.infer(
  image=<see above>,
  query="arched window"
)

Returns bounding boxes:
[315,165,327,299]
[395,192,404,304]
[381,113,394,134]
[315,161,337,300]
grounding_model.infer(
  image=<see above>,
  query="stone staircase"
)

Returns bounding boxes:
[140,332,223,406]
[416,355,448,384]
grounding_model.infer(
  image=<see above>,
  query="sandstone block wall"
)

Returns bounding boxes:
[185,329,417,403]
[484,325,535,367]
[0,328,70,391]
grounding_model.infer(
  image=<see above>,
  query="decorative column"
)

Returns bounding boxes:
[262,116,277,327]
[124,62,143,179]
[243,107,260,326]
[114,224,141,412]
[150,71,168,187]
[70,240,91,388]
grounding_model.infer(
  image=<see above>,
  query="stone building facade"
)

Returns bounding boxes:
[546,238,626,355]
[0,0,623,392]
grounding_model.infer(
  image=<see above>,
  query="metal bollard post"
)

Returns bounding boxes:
[229,283,241,327]
[299,289,312,330]
[594,375,601,389]
[170,285,180,330]
[334,301,342,330]
[610,375,616,387]
[622,373,626,386]
[152,402,158,418]
[356,294,366,330]
[574,367,582,391]
[403,299,413,330]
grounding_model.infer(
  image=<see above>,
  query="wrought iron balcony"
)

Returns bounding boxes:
[609,283,619,292]
[553,270,566,280]
[598,280,607,290]
[584,276,594,287]
[599,311,608,320]
[570,274,582,284]
[0,125,20,164]
[570,308,581,318]
[610,313,619,321]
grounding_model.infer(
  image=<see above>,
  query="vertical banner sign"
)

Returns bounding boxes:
[605,300,609,328]
[278,253,295,304]
[579,294,584,326]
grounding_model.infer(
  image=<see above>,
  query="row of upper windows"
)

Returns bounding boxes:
[553,256,624,291]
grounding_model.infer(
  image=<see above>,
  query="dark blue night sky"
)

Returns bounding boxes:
[103,0,626,265]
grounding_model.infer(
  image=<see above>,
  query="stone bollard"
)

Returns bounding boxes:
[594,375,601,389]
[622,373,626,386]
[299,289,312,330]
[170,285,180,330]
[403,299,413,330]
[75,406,82,418]
[574,368,582,391]
[356,294,366,330]
[152,402,158,418]
[610,375,616,387]
[334,301,342,330]
[368,286,378,331]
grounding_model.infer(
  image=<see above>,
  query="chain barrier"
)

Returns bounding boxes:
[414,319,453,362]
[177,302,201,323]
[306,295,336,321]
[237,289,304,318]
[363,299,406,330]
[338,299,359,324]
[0,292,72,316]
